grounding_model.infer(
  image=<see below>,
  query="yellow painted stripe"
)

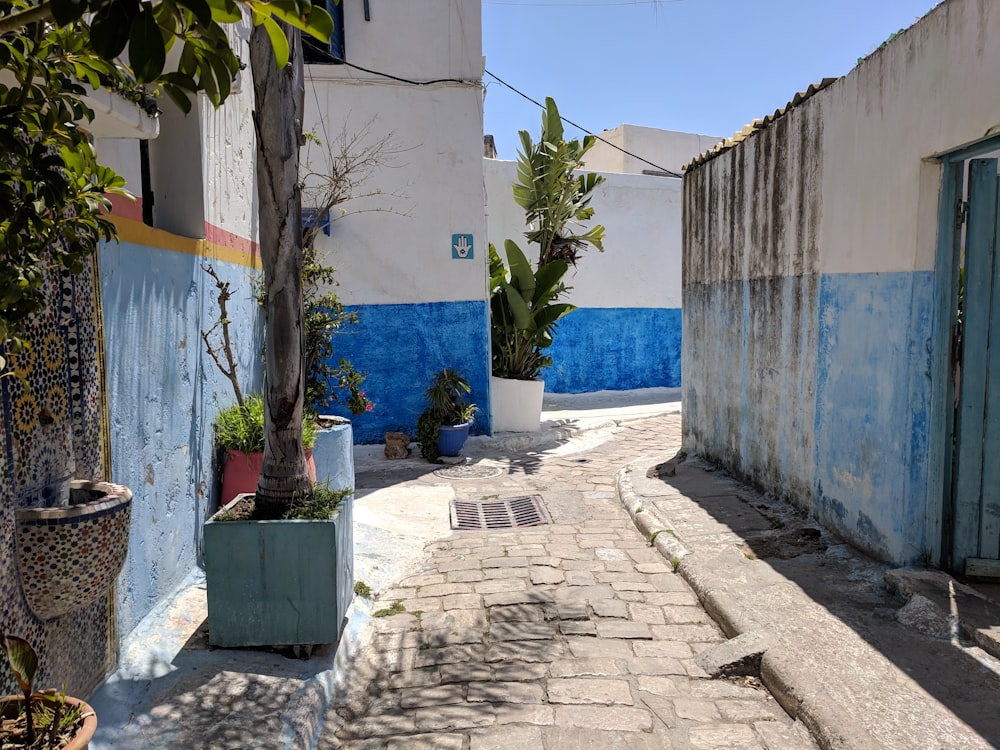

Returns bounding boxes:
[111,216,261,269]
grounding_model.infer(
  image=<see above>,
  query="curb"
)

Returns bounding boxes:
[615,464,882,750]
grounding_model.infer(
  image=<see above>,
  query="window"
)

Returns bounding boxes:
[304,0,345,63]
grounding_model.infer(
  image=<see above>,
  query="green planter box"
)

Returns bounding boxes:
[204,493,354,647]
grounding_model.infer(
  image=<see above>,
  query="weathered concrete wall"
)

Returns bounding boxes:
[303,0,488,443]
[682,0,1000,564]
[100,238,262,638]
[97,42,264,638]
[485,158,683,393]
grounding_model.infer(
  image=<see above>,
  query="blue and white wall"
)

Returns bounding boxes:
[96,18,265,637]
[485,158,683,393]
[303,0,489,444]
[682,0,1000,565]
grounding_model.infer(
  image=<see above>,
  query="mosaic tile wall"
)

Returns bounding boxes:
[0,254,116,698]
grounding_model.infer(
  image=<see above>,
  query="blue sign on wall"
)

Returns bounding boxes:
[452,234,474,259]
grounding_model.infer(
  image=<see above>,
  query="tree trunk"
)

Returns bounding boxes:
[250,22,312,512]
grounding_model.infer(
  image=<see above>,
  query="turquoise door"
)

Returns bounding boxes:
[951,158,1000,574]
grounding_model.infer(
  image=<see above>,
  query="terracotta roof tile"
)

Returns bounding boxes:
[683,77,839,171]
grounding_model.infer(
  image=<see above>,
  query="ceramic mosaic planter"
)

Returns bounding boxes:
[204,492,354,647]
[0,693,97,750]
[15,481,132,621]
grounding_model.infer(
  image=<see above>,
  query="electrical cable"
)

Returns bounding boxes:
[302,37,477,86]
[299,39,680,178]
[484,69,682,178]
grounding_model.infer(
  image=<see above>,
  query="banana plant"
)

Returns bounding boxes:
[489,240,575,380]
[512,97,606,268]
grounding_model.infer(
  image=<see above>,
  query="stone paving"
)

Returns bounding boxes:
[317,417,817,749]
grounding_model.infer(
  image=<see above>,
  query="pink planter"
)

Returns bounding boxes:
[221,449,316,505]
[1,693,97,749]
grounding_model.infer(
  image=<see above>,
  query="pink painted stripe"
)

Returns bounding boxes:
[108,193,259,260]
[204,223,260,261]
[108,193,143,221]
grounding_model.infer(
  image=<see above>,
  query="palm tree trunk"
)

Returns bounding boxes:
[250,22,312,512]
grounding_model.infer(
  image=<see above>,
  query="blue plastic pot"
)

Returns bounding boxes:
[437,422,472,457]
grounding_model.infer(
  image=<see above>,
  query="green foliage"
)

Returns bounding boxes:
[416,368,475,463]
[490,97,604,381]
[490,240,575,380]
[2,635,38,742]
[353,580,373,599]
[423,368,476,426]
[282,482,351,520]
[416,409,442,463]
[372,600,405,618]
[215,393,316,452]
[513,97,605,267]
[0,0,338,364]
[301,244,372,417]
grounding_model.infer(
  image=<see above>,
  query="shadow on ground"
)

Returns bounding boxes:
[638,456,1000,745]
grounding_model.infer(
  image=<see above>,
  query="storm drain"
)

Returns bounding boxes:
[450,495,550,530]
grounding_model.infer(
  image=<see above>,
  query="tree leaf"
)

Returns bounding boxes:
[129,7,166,83]
[262,16,289,68]
[177,0,213,27]
[207,0,242,22]
[2,636,37,697]
[50,0,87,26]
[90,3,133,59]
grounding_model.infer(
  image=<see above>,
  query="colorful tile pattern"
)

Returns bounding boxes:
[16,481,132,621]
[0,255,117,698]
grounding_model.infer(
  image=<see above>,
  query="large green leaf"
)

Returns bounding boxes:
[503,283,532,332]
[261,16,289,68]
[503,240,534,297]
[90,2,134,58]
[2,636,37,696]
[129,6,166,82]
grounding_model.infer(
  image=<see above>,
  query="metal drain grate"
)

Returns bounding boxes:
[450,495,550,530]
[433,463,505,480]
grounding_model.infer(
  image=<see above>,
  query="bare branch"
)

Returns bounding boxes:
[201,263,244,406]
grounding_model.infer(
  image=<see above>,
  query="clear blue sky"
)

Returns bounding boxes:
[482,0,942,161]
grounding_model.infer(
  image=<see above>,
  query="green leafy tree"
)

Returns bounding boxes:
[0,0,332,363]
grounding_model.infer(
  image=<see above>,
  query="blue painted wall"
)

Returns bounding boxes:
[684,270,934,564]
[812,271,934,563]
[544,308,682,393]
[100,242,263,637]
[320,301,491,444]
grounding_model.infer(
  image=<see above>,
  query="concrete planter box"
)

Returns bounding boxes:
[313,416,355,492]
[204,492,354,647]
[490,376,544,432]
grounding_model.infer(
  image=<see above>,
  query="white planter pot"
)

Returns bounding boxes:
[491,376,544,432]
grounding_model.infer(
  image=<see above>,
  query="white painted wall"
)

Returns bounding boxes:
[303,0,486,306]
[813,0,1000,276]
[199,19,258,242]
[582,124,722,175]
[484,158,682,309]
[335,0,481,80]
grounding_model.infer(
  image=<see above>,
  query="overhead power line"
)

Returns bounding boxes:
[484,69,682,178]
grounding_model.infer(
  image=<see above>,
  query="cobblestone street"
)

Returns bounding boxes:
[318,416,816,749]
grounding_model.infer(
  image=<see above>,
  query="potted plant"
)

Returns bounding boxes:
[417,368,477,462]
[490,96,605,432]
[215,394,317,505]
[1,636,97,750]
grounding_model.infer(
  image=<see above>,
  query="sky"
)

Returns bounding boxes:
[482,0,943,161]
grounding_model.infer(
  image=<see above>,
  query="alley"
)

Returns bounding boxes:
[318,414,816,749]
